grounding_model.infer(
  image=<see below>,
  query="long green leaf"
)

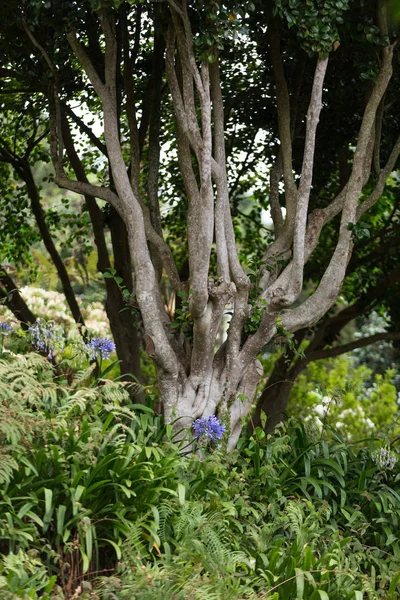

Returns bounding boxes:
[56,505,66,536]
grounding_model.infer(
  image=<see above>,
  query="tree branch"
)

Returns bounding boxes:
[67,30,105,99]
[146,13,165,237]
[266,56,329,306]
[357,132,400,218]
[63,103,108,157]
[68,10,181,376]
[308,331,400,361]
[267,15,297,223]
[279,44,394,332]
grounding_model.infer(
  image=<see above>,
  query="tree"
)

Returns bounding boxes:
[1,0,399,448]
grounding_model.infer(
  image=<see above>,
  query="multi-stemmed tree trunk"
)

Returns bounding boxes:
[4,0,400,448]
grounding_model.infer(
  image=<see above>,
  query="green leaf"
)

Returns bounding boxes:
[56,505,66,536]
[296,568,305,599]
[80,548,89,574]
[388,571,400,595]
[98,359,121,379]
[99,538,122,560]
[43,488,53,527]
[25,510,44,527]
[103,268,116,278]
[260,410,267,429]
[85,525,93,565]
[314,458,345,476]
[178,483,186,506]
[309,591,330,600]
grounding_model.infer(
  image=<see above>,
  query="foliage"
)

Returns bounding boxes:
[273,0,352,55]
[1,350,400,599]
[288,354,400,440]
[0,351,184,597]
[94,418,400,600]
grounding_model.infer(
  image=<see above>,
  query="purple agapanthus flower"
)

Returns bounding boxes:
[28,319,64,359]
[0,322,12,333]
[86,336,115,360]
[193,415,225,442]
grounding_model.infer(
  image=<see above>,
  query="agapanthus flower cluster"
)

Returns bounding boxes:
[0,322,12,333]
[372,446,398,471]
[85,336,115,360]
[28,319,65,360]
[193,415,225,442]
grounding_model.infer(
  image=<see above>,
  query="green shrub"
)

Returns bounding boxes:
[289,355,400,440]
[97,421,400,600]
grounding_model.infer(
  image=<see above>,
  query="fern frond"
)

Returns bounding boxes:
[0,450,18,485]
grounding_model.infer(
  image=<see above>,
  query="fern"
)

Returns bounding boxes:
[158,502,176,542]
[0,450,18,485]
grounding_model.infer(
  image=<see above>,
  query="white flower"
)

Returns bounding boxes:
[315,417,323,430]
[314,404,327,417]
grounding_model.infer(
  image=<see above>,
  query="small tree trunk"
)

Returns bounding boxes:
[0,268,36,328]
[61,118,143,392]
[1,147,84,329]
[105,284,143,391]
[253,354,308,432]
[108,209,143,392]
[22,162,85,327]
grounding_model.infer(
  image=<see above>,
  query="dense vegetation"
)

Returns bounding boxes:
[0,328,399,599]
[1,0,400,597]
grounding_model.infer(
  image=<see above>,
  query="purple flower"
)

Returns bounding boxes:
[372,446,398,471]
[0,322,12,333]
[86,337,115,360]
[28,319,64,359]
[193,415,226,442]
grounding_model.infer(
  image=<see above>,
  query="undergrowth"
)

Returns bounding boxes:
[0,352,399,599]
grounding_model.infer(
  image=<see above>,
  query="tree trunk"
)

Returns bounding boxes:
[21,162,85,327]
[108,209,143,395]
[253,354,308,433]
[160,355,263,451]
[38,2,396,450]
[61,117,143,391]
[0,268,36,327]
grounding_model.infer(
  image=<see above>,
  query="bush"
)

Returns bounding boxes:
[97,421,400,599]
[289,354,400,440]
